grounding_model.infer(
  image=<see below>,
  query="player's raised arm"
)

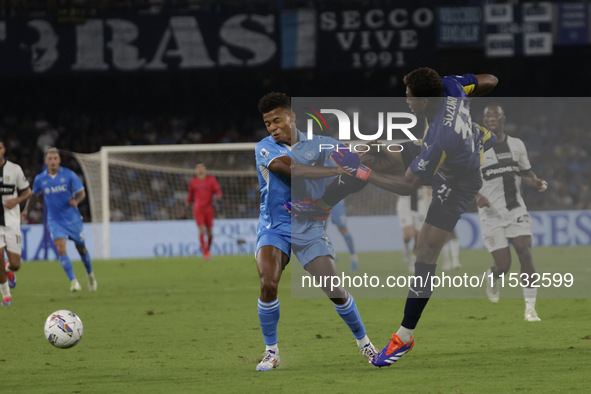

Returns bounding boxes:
[470,74,499,97]
[268,155,343,179]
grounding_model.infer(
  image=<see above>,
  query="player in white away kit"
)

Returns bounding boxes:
[0,140,32,306]
[476,104,548,322]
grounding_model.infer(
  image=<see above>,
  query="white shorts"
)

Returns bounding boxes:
[397,195,424,231]
[0,225,23,255]
[479,210,532,252]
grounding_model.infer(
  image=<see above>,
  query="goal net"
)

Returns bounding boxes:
[74,143,259,258]
[74,143,398,259]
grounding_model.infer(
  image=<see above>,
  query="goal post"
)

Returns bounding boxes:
[74,143,258,259]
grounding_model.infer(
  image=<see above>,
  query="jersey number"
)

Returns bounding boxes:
[454,100,474,152]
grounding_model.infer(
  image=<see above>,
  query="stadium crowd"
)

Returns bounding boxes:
[3,93,590,225]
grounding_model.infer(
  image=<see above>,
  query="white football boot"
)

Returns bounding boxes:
[256,350,280,371]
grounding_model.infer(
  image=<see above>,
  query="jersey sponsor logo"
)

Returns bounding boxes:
[516,214,530,223]
[45,184,69,194]
[482,163,520,180]
[260,148,269,158]
[0,184,16,195]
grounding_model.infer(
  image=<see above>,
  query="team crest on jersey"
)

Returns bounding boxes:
[4,176,9,182]
[260,148,269,158]
[60,178,66,183]
[305,151,315,160]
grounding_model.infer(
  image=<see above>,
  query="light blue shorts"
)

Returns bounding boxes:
[49,220,86,246]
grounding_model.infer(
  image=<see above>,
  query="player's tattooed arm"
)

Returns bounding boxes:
[471,74,499,97]
[269,155,342,179]
[520,170,548,192]
[367,166,425,196]
[70,189,86,208]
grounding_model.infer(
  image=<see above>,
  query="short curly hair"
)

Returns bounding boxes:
[403,67,444,97]
[258,92,291,114]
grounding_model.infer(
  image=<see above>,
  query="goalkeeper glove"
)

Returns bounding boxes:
[329,145,372,181]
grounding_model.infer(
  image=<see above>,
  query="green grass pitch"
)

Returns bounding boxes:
[2,246,590,393]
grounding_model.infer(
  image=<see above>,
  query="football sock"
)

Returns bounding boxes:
[265,344,279,353]
[0,281,11,299]
[334,293,366,340]
[80,252,93,274]
[523,287,537,310]
[258,298,280,346]
[356,334,371,349]
[199,234,208,254]
[396,326,414,344]
[343,232,356,255]
[401,262,437,330]
[59,255,76,281]
[323,175,367,207]
[450,238,460,265]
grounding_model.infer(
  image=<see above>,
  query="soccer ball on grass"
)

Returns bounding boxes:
[43,310,84,348]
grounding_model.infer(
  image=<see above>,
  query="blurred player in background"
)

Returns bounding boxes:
[186,162,222,260]
[22,147,97,292]
[330,68,498,367]
[0,139,32,306]
[254,92,378,371]
[327,198,359,272]
[396,187,428,273]
[476,103,548,322]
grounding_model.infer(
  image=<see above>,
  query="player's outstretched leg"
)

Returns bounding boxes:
[372,261,436,367]
[256,298,280,371]
[76,245,97,292]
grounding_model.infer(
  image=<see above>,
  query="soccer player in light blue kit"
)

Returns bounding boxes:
[23,148,97,292]
[254,92,378,371]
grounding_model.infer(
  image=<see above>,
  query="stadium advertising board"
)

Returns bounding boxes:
[556,3,590,45]
[316,6,436,70]
[19,211,591,261]
[485,2,553,57]
[437,7,482,47]
[0,13,279,75]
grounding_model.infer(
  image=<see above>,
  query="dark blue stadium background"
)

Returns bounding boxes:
[1,0,590,222]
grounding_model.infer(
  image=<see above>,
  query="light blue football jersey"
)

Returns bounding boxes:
[255,136,292,237]
[32,167,85,228]
[291,130,340,241]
